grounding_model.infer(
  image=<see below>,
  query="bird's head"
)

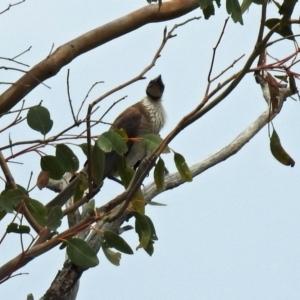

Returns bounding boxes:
[146,75,164,100]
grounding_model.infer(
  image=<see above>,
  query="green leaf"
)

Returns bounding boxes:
[78,143,89,157]
[144,240,154,256]
[116,156,135,188]
[7,223,30,234]
[251,0,263,4]
[97,131,128,155]
[66,238,99,268]
[73,173,88,202]
[0,189,25,213]
[279,0,297,24]
[0,195,12,213]
[91,144,105,186]
[265,18,295,41]
[56,144,79,173]
[112,128,128,139]
[203,3,215,19]
[270,129,295,167]
[102,244,121,266]
[131,189,146,215]
[144,215,158,241]
[47,206,63,231]
[174,152,193,182]
[27,106,53,135]
[141,134,170,153]
[133,211,152,250]
[115,157,145,213]
[154,157,165,191]
[272,0,282,9]
[27,199,48,227]
[103,231,133,254]
[240,0,252,14]
[40,155,65,180]
[145,201,167,206]
[274,75,288,82]
[59,240,68,250]
[226,0,243,24]
[0,209,7,221]
[5,189,25,205]
[197,0,213,9]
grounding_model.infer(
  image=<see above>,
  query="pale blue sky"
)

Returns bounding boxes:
[0,1,299,299]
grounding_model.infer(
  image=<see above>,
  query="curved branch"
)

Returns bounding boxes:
[144,108,276,200]
[0,0,198,115]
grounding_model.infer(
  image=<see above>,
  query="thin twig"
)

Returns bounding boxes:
[47,43,55,58]
[0,82,17,85]
[91,17,200,107]
[256,0,268,45]
[66,69,76,122]
[0,66,51,89]
[76,81,104,120]
[99,96,127,121]
[0,46,32,67]
[26,171,33,191]
[0,57,29,68]
[207,18,229,83]
[210,54,245,82]
[12,46,32,60]
[0,117,25,134]
[0,100,42,117]
[0,0,25,15]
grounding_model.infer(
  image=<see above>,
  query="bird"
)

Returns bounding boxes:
[46,75,166,210]
[106,74,166,175]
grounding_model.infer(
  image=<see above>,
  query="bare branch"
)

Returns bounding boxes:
[0,100,42,117]
[207,18,229,84]
[99,96,127,122]
[0,0,199,114]
[76,81,104,120]
[12,46,32,60]
[0,46,32,67]
[0,66,51,89]
[0,0,25,15]
[66,69,76,122]
[47,43,55,58]
[144,108,278,201]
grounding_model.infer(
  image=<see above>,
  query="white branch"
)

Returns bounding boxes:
[144,108,274,201]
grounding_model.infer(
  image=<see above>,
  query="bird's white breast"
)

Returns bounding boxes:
[141,96,166,133]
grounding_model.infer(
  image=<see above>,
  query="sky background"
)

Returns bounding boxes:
[0,1,300,299]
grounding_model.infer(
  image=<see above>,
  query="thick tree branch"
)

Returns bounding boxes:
[144,108,276,200]
[0,0,198,115]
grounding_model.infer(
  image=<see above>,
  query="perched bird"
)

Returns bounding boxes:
[106,74,166,175]
[46,75,166,210]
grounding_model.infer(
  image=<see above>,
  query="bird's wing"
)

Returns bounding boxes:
[103,106,142,175]
[111,105,142,138]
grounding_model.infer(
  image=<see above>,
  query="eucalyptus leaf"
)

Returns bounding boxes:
[27,106,53,135]
[66,238,99,268]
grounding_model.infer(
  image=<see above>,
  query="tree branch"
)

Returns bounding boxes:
[0,0,199,115]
